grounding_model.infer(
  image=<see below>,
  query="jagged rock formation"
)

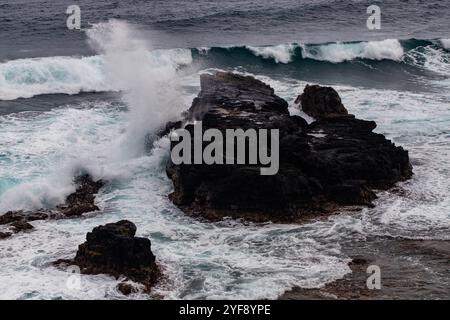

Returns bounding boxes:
[166,72,412,222]
[0,174,104,239]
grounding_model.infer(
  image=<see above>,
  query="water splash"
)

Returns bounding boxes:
[86,19,184,159]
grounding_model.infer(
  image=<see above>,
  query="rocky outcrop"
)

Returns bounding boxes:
[0,174,104,239]
[165,72,412,222]
[57,174,104,217]
[296,84,348,119]
[55,220,160,294]
[0,232,12,239]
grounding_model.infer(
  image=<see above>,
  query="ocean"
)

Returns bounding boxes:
[0,0,449,299]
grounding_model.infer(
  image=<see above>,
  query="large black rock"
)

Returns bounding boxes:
[57,220,160,293]
[166,72,413,223]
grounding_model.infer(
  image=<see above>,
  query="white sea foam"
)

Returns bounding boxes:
[0,104,351,299]
[1,49,449,299]
[301,39,404,63]
[246,44,296,64]
[86,19,185,159]
[404,45,450,76]
[0,56,110,100]
[0,35,192,101]
[231,70,450,240]
[440,39,450,50]
[0,20,187,211]
[333,86,450,240]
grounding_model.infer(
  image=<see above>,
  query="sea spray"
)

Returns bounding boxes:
[0,21,186,211]
[246,44,296,64]
[300,39,404,63]
[86,20,184,159]
[440,39,450,50]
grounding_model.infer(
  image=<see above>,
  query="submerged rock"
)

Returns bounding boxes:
[166,72,412,222]
[0,174,104,238]
[56,220,160,293]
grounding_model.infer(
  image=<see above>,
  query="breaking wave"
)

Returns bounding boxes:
[2,38,450,101]
[0,48,192,100]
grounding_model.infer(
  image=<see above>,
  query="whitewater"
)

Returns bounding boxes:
[0,21,449,299]
[1,38,450,100]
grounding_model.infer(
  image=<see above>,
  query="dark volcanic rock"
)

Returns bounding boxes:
[0,232,12,239]
[166,72,413,222]
[57,174,104,217]
[57,220,160,293]
[0,210,48,225]
[0,174,104,239]
[0,211,27,225]
[117,282,140,295]
[11,220,34,232]
[296,84,349,119]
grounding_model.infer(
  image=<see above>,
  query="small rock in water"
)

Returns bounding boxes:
[0,211,28,225]
[11,220,34,233]
[117,282,140,295]
[56,220,160,293]
[0,174,104,239]
[296,84,349,119]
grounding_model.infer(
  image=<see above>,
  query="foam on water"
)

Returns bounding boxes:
[0,103,123,211]
[300,39,404,63]
[1,26,449,297]
[333,86,450,240]
[0,50,192,101]
[440,39,450,50]
[85,19,186,159]
[404,45,450,76]
[0,101,352,299]
[246,44,296,64]
[2,38,449,103]
[1,68,449,299]
[251,73,450,240]
[0,22,352,299]
[0,56,110,100]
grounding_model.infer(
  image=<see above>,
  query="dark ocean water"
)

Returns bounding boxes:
[1,0,449,59]
[0,1,449,299]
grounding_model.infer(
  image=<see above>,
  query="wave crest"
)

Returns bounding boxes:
[440,39,450,50]
[246,44,296,64]
[0,49,192,101]
[301,39,404,63]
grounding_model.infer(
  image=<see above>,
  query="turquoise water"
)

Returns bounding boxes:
[0,20,449,299]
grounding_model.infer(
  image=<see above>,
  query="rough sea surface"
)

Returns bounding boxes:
[0,0,449,299]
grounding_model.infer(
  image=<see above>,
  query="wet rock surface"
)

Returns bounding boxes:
[281,238,450,300]
[0,174,104,238]
[166,72,413,222]
[296,84,349,119]
[56,220,160,293]
[57,174,104,217]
